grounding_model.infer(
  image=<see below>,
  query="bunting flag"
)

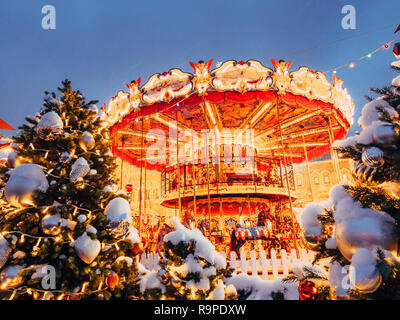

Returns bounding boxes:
[0,118,14,130]
[395,24,400,34]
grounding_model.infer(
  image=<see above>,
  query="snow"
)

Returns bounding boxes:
[165,217,226,268]
[0,147,13,164]
[30,265,49,279]
[225,273,299,300]
[77,215,87,223]
[358,99,396,129]
[225,284,237,296]
[392,60,400,68]
[208,280,225,300]
[125,227,140,244]
[299,201,329,231]
[4,163,49,207]
[114,256,133,267]
[328,261,352,296]
[13,251,25,259]
[351,248,376,266]
[293,261,326,278]
[392,75,400,87]
[137,263,166,294]
[330,185,397,260]
[86,225,97,234]
[70,157,90,182]
[334,98,398,148]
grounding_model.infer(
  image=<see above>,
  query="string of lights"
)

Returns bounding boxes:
[324,35,400,75]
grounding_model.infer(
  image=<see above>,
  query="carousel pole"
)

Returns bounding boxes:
[206,131,212,238]
[176,109,182,218]
[326,116,341,184]
[300,125,315,202]
[138,114,144,238]
[275,101,299,250]
[120,138,124,190]
[189,118,197,221]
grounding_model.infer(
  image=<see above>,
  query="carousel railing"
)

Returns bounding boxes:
[160,158,295,197]
[138,247,314,280]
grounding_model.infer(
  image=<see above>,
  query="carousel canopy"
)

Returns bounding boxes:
[107,59,354,171]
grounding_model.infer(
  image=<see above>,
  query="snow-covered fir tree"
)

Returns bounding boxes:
[0,80,141,300]
[299,60,400,299]
[139,217,235,300]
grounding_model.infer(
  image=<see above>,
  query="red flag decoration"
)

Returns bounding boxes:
[395,24,400,34]
[0,118,14,130]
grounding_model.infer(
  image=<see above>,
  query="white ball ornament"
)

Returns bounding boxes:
[104,198,132,238]
[304,225,322,249]
[361,147,384,168]
[60,151,73,163]
[79,131,95,151]
[41,214,62,235]
[4,164,49,207]
[36,111,63,136]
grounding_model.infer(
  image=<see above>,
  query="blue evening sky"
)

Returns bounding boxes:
[0,0,399,137]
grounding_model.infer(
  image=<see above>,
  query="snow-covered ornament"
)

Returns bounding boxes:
[335,213,398,261]
[349,249,381,293]
[60,151,73,163]
[78,131,95,151]
[0,235,11,269]
[104,198,132,238]
[361,147,384,168]
[74,232,101,264]
[70,157,90,182]
[4,163,49,207]
[36,111,63,136]
[0,265,25,289]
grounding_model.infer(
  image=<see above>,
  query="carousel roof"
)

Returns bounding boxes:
[107,58,354,170]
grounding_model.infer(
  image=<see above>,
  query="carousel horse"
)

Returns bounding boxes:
[229,207,283,257]
[229,222,281,258]
[155,223,173,254]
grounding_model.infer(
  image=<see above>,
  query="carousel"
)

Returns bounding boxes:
[106,58,354,253]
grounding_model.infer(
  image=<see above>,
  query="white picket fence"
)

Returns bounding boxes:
[139,248,314,280]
